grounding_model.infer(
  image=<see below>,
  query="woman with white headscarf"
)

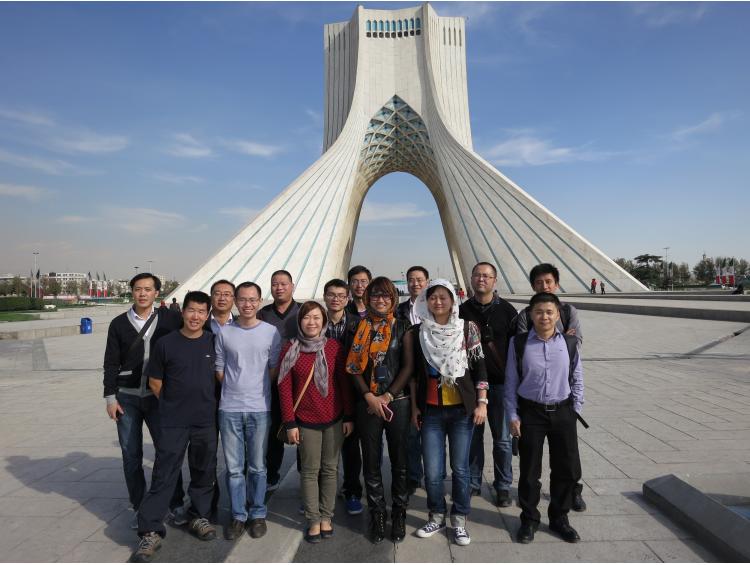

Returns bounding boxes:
[409,279,488,547]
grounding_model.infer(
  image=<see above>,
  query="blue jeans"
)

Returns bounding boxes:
[116,393,184,511]
[469,384,512,492]
[421,405,474,517]
[219,410,271,521]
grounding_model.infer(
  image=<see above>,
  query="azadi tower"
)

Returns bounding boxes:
[175,3,646,299]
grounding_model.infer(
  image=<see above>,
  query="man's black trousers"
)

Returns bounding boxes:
[137,424,218,537]
[517,400,581,526]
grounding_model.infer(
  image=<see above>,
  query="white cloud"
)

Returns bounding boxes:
[222,138,283,158]
[435,2,498,27]
[105,206,186,234]
[0,182,52,201]
[482,132,619,167]
[0,107,55,127]
[633,2,708,28]
[151,172,204,185]
[56,215,90,224]
[305,109,322,126]
[0,148,90,175]
[50,130,130,154]
[166,133,213,158]
[218,207,260,221]
[670,112,739,143]
[360,202,433,224]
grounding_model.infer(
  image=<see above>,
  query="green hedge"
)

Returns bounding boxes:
[0,297,43,312]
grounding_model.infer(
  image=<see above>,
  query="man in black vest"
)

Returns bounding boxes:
[458,262,518,508]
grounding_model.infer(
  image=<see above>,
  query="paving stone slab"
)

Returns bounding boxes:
[450,540,662,562]
[644,539,720,563]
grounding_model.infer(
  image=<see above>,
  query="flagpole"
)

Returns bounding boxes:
[32,252,39,298]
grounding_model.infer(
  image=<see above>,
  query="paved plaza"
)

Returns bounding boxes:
[0,306,748,562]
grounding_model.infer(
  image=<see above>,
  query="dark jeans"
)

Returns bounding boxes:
[469,384,513,492]
[116,393,184,512]
[341,428,363,499]
[517,400,581,526]
[266,386,285,486]
[407,423,423,484]
[137,424,217,537]
[421,405,474,517]
[357,398,410,513]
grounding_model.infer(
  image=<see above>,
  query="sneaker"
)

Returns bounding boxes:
[169,506,189,526]
[416,519,445,538]
[453,526,471,546]
[188,517,216,541]
[131,531,162,563]
[345,496,363,515]
[130,511,139,530]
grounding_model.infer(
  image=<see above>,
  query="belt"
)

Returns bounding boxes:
[518,396,571,412]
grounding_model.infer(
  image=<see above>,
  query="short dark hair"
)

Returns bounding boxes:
[324,278,348,294]
[171,297,177,303]
[129,272,161,291]
[406,266,429,280]
[529,263,560,285]
[271,270,293,283]
[364,276,398,315]
[347,265,372,283]
[298,300,328,329]
[235,281,262,298]
[210,279,236,294]
[529,292,560,310]
[426,284,453,302]
[183,290,211,311]
[472,262,497,277]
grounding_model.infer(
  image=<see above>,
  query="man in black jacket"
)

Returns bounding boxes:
[458,262,518,508]
[103,273,184,528]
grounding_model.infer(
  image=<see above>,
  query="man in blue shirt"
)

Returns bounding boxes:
[505,293,584,545]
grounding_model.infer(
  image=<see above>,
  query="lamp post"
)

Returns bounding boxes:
[147,260,153,273]
[134,266,139,276]
[663,247,670,290]
[32,251,39,298]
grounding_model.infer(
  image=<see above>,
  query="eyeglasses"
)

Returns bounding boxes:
[236,298,260,305]
[325,293,348,301]
[212,292,233,298]
[351,279,369,287]
[370,293,392,301]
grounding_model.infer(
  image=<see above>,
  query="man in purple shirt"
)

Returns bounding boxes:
[505,293,583,545]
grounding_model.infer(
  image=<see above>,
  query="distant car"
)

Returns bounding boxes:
[706,282,725,289]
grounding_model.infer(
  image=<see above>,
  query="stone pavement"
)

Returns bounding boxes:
[0,307,747,562]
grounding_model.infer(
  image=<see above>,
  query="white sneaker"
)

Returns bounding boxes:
[169,506,189,526]
[454,526,471,546]
[416,520,445,538]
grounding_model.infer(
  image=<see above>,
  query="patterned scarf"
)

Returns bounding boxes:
[278,320,329,398]
[413,279,482,387]
[346,312,394,393]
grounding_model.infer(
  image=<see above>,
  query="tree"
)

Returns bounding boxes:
[614,258,635,274]
[675,262,692,284]
[64,279,80,296]
[631,254,663,286]
[45,277,62,298]
[162,279,180,295]
[736,259,749,277]
[11,276,25,296]
[693,258,716,284]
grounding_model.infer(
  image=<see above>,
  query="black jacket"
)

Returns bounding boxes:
[102,307,182,397]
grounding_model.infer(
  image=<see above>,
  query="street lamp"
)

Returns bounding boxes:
[147,260,153,273]
[134,266,139,275]
[32,251,39,298]
[663,247,670,290]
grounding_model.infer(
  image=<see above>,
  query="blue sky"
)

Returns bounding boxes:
[1,1,748,283]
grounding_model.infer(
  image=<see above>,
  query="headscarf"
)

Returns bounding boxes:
[278,305,329,398]
[413,279,482,388]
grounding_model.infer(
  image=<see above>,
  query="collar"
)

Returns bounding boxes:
[528,327,563,342]
[131,305,155,321]
[211,312,233,326]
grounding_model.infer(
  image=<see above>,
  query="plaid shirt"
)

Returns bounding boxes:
[326,311,348,342]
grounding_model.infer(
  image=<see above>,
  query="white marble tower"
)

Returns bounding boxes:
[174,3,646,300]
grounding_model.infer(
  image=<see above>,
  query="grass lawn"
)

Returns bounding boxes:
[0,312,39,322]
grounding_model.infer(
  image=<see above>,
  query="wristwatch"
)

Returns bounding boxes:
[477,398,489,405]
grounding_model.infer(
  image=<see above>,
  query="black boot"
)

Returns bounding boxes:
[391,507,406,542]
[370,510,386,544]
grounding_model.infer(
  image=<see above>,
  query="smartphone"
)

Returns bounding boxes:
[512,436,519,456]
[382,403,394,422]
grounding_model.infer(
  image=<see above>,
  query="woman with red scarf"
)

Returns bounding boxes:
[345,276,414,544]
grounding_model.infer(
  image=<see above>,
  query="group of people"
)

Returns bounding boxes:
[103,261,586,563]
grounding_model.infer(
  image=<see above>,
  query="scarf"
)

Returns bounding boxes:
[345,312,394,394]
[278,321,329,398]
[413,279,482,388]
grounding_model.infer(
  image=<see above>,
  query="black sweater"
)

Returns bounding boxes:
[102,308,181,397]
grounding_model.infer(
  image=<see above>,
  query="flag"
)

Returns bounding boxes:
[102,272,107,281]
[36,269,40,280]
[87,271,92,281]
[96,272,100,281]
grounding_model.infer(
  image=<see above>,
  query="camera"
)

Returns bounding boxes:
[374,365,390,384]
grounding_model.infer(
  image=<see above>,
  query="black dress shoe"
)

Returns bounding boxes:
[496,489,512,508]
[516,522,537,544]
[248,518,267,539]
[549,517,580,543]
[304,528,321,544]
[572,491,587,512]
[470,487,481,497]
[225,519,245,540]
[370,511,386,544]
[391,508,406,542]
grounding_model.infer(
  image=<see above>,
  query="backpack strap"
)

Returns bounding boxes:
[560,303,571,333]
[514,332,529,383]
[562,334,578,387]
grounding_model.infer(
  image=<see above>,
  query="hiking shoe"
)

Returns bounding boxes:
[169,506,189,526]
[188,517,216,541]
[130,531,162,563]
[416,519,445,538]
[454,526,471,546]
[345,496,363,515]
[496,489,512,508]
[248,518,267,538]
[225,519,245,540]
